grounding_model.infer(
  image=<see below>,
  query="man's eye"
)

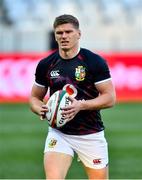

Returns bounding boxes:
[56,32,63,35]
[66,31,72,33]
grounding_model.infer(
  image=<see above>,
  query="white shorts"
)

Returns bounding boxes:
[44,127,108,169]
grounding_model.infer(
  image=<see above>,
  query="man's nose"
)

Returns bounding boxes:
[62,32,67,38]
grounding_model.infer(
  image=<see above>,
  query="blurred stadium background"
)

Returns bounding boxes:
[0,0,142,179]
[0,0,142,52]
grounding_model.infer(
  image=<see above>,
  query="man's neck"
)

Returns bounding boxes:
[59,46,80,59]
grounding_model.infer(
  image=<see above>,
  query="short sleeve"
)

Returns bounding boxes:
[93,56,111,84]
[35,61,47,87]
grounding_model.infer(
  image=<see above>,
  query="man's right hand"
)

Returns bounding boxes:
[39,104,48,120]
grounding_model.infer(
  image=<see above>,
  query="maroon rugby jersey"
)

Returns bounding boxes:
[35,48,111,135]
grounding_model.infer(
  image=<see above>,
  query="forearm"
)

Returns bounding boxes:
[29,84,47,116]
[80,92,116,111]
[29,97,44,115]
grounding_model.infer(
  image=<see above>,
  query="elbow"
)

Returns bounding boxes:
[105,92,116,108]
[30,106,34,113]
[108,93,116,108]
[29,99,33,112]
[29,97,37,114]
[108,100,115,108]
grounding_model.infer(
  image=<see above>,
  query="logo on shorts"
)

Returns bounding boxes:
[75,66,86,81]
[48,138,57,148]
[93,158,101,165]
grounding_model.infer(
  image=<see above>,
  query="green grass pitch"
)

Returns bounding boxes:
[0,102,142,179]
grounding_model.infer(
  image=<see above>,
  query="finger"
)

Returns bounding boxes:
[39,111,45,116]
[40,115,46,121]
[68,96,75,102]
[61,108,75,115]
[68,113,75,119]
[41,109,48,113]
[42,104,48,109]
[66,114,75,121]
[41,106,48,113]
[62,111,75,120]
[60,105,72,111]
[40,116,44,120]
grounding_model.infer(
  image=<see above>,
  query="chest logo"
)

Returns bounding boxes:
[75,66,86,81]
[50,70,60,78]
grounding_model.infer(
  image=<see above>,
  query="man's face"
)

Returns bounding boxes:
[54,23,81,51]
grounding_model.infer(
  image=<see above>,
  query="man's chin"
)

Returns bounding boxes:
[61,47,70,51]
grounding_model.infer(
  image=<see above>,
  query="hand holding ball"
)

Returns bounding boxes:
[46,84,77,128]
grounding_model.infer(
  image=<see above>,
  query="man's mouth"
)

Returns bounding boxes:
[61,41,69,44]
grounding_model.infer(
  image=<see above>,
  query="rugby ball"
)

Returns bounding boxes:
[56,90,71,127]
[45,90,60,127]
[56,84,78,127]
[46,84,77,128]
[63,84,77,98]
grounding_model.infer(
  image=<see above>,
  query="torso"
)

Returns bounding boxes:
[35,48,111,135]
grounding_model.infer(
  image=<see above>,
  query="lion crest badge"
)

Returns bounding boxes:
[75,66,86,81]
[48,138,57,148]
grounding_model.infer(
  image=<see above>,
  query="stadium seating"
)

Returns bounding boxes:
[0,0,141,52]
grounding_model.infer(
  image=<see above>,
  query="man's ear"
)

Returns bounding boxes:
[78,30,81,39]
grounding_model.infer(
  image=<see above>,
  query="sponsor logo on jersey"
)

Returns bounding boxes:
[50,70,60,78]
[75,66,86,81]
[93,158,102,165]
[48,138,57,148]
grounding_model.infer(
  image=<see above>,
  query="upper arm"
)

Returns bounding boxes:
[95,80,116,102]
[30,84,48,101]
